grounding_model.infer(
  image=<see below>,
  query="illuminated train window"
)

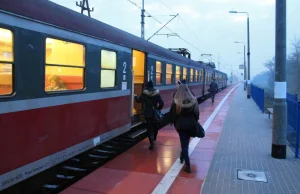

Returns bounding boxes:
[166,64,173,84]
[195,70,199,82]
[183,67,187,81]
[101,50,117,88]
[156,61,162,85]
[190,68,194,82]
[45,38,85,92]
[175,66,181,83]
[0,28,13,96]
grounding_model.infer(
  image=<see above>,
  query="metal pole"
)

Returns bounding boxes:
[141,0,145,39]
[246,15,251,98]
[244,44,246,90]
[272,0,286,159]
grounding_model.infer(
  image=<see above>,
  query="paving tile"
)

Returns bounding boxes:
[201,85,300,194]
[60,187,102,194]
[167,177,203,194]
[190,148,215,161]
[178,160,211,180]
[104,152,177,175]
[70,168,162,194]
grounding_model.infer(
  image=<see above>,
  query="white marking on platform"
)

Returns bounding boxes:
[151,84,240,194]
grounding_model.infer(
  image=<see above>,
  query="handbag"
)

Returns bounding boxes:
[152,107,163,121]
[195,121,205,138]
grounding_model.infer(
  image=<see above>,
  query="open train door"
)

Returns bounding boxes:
[130,50,146,119]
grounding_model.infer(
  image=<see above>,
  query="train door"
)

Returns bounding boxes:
[131,50,145,116]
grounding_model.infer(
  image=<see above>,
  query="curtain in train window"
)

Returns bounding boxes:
[101,50,117,88]
[156,61,162,85]
[190,68,194,82]
[166,64,173,84]
[175,66,181,82]
[183,67,187,81]
[0,28,13,96]
[195,70,199,82]
[45,38,85,92]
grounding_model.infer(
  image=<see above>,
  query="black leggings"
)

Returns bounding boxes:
[145,118,158,143]
[179,131,190,167]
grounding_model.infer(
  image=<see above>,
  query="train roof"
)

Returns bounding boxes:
[0,0,214,71]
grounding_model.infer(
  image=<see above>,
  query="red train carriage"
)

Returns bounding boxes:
[0,0,227,191]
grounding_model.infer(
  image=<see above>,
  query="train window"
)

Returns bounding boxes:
[0,28,13,96]
[190,68,194,82]
[175,66,181,82]
[45,38,85,92]
[183,67,187,81]
[166,64,173,84]
[156,61,162,85]
[195,70,199,82]
[101,50,117,88]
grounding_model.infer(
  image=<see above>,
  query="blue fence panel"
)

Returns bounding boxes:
[286,96,300,158]
[250,84,265,113]
[287,93,298,101]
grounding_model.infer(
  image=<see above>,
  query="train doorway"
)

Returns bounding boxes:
[131,50,145,116]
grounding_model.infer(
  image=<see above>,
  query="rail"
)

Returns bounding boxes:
[250,84,265,113]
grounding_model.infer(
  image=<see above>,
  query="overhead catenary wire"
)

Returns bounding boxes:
[155,0,218,62]
[125,0,213,62]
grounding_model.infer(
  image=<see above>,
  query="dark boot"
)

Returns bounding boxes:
[180,152,184,164]
[154,131,158,141]
[149,136,154,150]
[184,165,191,173]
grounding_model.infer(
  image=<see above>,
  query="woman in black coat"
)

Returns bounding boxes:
[135,81,164,150]
[169,84,199,173]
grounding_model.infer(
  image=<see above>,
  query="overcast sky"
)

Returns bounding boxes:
[50,0,300,78]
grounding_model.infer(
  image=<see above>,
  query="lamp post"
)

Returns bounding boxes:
[230,10,251,98]
[234,41,246,90]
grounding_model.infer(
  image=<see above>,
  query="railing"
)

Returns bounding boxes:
[250,84,265,113]
[286,93,300,158]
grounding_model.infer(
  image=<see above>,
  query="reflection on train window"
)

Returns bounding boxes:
[183,67,187,81]
[46,38,85,67]
[101,50,117,88]
[0,63,12,95]
[176,66,181,82]
[156,61,162,85]
[45,38,85,92]
[195,70,199,82]
[0,28,13,96]
[166,64,173,84]
[190,68,194,82]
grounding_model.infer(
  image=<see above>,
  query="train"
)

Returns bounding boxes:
[0,0,227,191]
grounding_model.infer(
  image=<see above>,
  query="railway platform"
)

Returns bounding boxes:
[59,84,300,194]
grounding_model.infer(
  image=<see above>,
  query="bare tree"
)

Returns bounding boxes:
[287,37,300,97]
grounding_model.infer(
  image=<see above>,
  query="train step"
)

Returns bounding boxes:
[128,128,147,139]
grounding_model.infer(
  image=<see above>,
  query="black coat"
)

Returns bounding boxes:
[135,88,164,118]
[169,98,199,136]
[209,82,218,93]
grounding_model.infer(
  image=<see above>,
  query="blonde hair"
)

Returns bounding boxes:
[174,84,197,114]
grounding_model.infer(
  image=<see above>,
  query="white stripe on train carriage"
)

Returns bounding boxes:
[0,11,131,53]
[0,90,130,115]
[151,84,240,194]
[0,123,131,191]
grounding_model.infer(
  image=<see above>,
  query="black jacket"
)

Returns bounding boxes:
[135,88,164,118]
[209,82,218,93]
[169,97,199,136]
